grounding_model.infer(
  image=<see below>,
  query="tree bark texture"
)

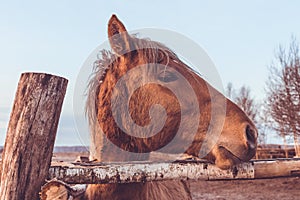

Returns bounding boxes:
[0,73,68,200]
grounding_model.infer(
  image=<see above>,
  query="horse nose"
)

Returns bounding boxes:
[245,124,257,150]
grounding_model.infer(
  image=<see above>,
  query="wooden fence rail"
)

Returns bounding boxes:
[48,158,300,184]
[39,158,300,199]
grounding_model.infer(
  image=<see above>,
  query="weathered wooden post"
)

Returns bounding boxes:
[0,73,68,200]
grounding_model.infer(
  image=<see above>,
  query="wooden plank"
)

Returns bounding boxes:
[48,161,254,184]
[0,73,68,200]
[47,159,300,184]
[254,158,300,178]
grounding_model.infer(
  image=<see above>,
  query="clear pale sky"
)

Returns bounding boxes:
[1,0,300,146]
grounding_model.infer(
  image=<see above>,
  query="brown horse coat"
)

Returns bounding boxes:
[84,15,257,200]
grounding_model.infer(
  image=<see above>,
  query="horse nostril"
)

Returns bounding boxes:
[246,125,256,149]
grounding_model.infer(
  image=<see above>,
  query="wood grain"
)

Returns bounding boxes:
[0,73,68,200]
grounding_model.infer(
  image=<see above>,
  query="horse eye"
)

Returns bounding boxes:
[158,71,178,82]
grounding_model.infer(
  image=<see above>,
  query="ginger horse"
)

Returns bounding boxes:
[84,15,257,199]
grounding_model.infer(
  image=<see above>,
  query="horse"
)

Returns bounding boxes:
[83,14,257,200]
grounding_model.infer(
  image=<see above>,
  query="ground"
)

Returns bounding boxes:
[190,177,300,200]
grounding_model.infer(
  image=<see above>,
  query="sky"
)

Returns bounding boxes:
[1,0,300,146]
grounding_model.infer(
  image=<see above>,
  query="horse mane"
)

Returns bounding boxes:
[85,49,116,132]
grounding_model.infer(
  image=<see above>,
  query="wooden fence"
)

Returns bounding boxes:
[47,158,300,184]
[256,146,296,159]
[0,73,68,200]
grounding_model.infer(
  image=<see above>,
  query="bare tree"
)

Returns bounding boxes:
[226,82,234,100]
[225,83,258,125]
[256,105,268,145]
[265,36,300,157]
[235,86,258,124]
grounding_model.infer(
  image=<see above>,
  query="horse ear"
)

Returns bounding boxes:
[108,15,133,56]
